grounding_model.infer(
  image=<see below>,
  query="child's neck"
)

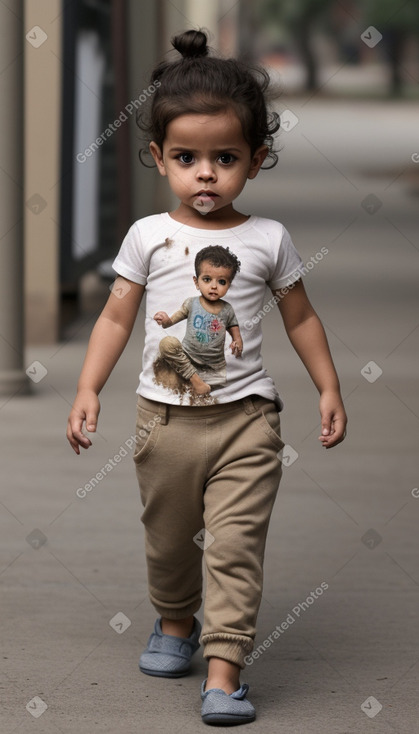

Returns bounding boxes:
[168,204,250,230]
[199,295,223,314]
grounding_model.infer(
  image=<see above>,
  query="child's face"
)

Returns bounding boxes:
[150,109,268,220]
[193,261,233,302]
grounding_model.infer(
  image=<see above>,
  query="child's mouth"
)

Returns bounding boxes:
[193,193,218,214]
[196,190,217,198]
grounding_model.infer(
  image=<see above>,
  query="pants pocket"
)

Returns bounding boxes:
[133,405,162,465]
[258,402,285,451]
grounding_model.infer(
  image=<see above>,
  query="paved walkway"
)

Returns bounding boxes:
[1,100,418,733]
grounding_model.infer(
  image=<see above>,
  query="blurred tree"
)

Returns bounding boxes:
[260,0,334,90]
[237,0,260,62]
[363,0,419,95]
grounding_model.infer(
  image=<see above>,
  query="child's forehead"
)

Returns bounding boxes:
[198,261,232,277]
[165,109,247,147]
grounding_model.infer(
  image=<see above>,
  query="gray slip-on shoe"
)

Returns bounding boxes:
[200,679,256,725]
[139,617,201,678]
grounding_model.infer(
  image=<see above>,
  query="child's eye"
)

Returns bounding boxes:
[218,153,236,165]
[177,153,194,164]
[218,279,227,286]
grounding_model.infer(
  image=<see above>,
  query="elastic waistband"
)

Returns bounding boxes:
[137,394,272,425]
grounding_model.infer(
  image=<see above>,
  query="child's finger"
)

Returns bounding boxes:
[86,412,97,432]
[66,425,81,454]
[320,414,332,436]
[67,420,91,454]
[72,424,92,448]
[75,436,92,452]
[318,418,346,448]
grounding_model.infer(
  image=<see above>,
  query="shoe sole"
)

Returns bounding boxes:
[202,712,256,725]
[139,664,190,678]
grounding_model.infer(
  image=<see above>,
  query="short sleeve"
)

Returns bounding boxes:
[267,225,305,290]
[112,222,149,285]
[170,298,193,324]
[225,304,238,328]
[182,297,193,313]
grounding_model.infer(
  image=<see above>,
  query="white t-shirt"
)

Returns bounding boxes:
[112,213,304,410]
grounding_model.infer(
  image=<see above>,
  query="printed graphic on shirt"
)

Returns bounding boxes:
[152,247,242,405]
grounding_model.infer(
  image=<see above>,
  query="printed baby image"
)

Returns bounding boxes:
[153,245,243,404]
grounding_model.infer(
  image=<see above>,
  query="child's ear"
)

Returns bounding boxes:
[247,145,269,180]
[149,141,166,176]
[193,276,199,290]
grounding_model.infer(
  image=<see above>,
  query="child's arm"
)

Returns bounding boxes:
[153,311,173,327]
[67,276,145,454]
[228,325,243,357]
[273,279,347,449]
[154,301,190,328]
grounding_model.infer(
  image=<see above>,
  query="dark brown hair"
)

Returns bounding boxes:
[137,29,280,169]
[195,245,241,281]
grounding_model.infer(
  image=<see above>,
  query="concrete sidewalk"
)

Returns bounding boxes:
[1,99,418,733]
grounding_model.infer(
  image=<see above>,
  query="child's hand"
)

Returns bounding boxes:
[230,337,243,358]
[318,391,347,449]
[153,311,172,328]
[67,389,100,454]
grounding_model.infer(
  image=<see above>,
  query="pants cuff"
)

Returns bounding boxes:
[202,633,253,670]
[151,598,202,620]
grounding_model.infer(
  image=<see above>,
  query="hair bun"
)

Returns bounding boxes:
[171,29,208,59]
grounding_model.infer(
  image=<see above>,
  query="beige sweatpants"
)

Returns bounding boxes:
[133,393,284,669]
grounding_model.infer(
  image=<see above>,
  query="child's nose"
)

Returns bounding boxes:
[196,160,216,181]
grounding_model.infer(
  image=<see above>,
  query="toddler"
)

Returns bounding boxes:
[67,29,347,726]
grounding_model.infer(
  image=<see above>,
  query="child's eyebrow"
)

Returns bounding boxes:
[168,147,194,153]
[168,146,243,154]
